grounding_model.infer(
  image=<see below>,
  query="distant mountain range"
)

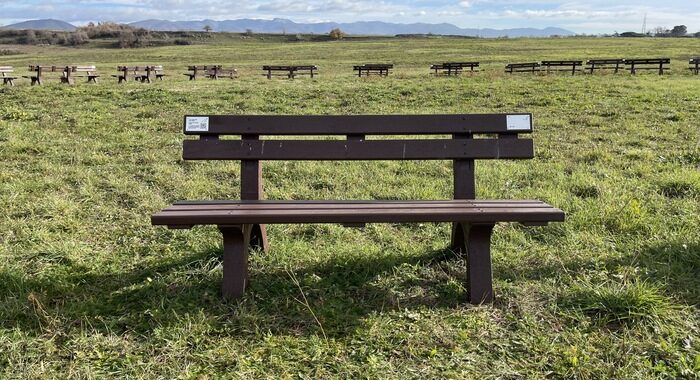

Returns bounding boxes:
[1,19,76,31]
[129,18,574,37]
[1,18,575,38]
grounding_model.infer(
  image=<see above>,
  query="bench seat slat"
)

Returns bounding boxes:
[152,200,565,226]
[166,200,553,211]
[183,138,534,160]
[173,199,547,205]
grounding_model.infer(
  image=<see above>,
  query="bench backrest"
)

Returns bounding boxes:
[355,64,393,69]
[689,58,699,64]
[118,65,161,71]
[506,63,539,67]
[443,62,479,66]
[28,65,70,73]
[188,65,221,70]
[0,66,13,75]
[181,114,534,200]
[263,65,317,70]
[71,65,97,72]
[587,59,624,64]
[625,58,670,64]
[541,60,582,65]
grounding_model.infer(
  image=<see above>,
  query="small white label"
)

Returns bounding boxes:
[506,114,531,131]
[185,116,209,132]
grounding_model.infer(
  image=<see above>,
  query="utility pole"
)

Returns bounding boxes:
[642,13,647,35]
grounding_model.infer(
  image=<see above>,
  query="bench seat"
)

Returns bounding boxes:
[152,200,564,227]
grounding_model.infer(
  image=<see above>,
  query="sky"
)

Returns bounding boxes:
[1,0,699,34]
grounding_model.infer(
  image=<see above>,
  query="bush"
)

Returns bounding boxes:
[66,31,89,46]
[174,39,191,45]
[329,28,345,40]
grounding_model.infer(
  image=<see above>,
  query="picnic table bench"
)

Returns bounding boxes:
[585,59,624,74]
[430,62,479,75]
[262,65,317,79]
[353,64,393,77]
[690,58,700,75]
[0,66,17,86]
[184,65,238,80]
[505,62,540,74]
[64,65,100,84]
[540,60,582,75]
[625,58,670,75]
[23,65,71,85]
[151,114,565,304]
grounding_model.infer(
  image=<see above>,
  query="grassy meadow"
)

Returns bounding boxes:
[1,36,699,378]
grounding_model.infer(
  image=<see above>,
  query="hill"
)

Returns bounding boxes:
[1,18,77,31]
[129,18,574,37]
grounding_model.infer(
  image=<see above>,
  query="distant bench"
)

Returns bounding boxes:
[263,65,317,79]
[625,58,670,75]
[185,65,238,80]
[65,65,100,84]
[151,113,565,304]
[540,60,582,75]
[113,65,166,83]
[23,65,71,85]
[431,62,479,75]
[586,59,624,74]
[353,64,393,77]
[505,62,540,74]
[690,58,700,75]
[0,66,17,86]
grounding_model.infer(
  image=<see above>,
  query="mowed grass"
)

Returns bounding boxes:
[0,37,699,379]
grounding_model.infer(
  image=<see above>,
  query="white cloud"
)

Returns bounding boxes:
[0,0,699,33]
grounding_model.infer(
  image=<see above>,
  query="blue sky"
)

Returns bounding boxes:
[1,0,699,33]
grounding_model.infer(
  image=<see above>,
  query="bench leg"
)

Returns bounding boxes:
[452,222,495,304]
[249,223,269,253]
[219,225,249,299]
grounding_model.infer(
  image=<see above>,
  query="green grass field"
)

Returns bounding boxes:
[1,36,699,379]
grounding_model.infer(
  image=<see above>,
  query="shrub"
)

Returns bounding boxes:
[329,28,345,40]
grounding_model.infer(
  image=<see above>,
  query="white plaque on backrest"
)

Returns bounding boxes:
[506,114,532,131]
[185,116,209,132]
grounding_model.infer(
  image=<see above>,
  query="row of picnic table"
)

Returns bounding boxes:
[1,58,699,85]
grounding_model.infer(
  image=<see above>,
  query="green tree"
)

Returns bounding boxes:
[670,25,687,36]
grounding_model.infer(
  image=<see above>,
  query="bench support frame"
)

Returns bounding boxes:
[220,225,250,298]
[241,135,270,253]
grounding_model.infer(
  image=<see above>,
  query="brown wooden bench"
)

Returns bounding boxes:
[505,62,540,74]
[23,65,71,85]
[625,58,670,75]
[0,66,17,86]
[65,65,99,84]
[113,65,165,83]
[690,58,700,75]
[585,59,624,74]
[185,65,238,80]
[263,65,317,79]
[151,114,565,304]
[431,62,479,76]
[540,60,582,75]
[353,64,393,77]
